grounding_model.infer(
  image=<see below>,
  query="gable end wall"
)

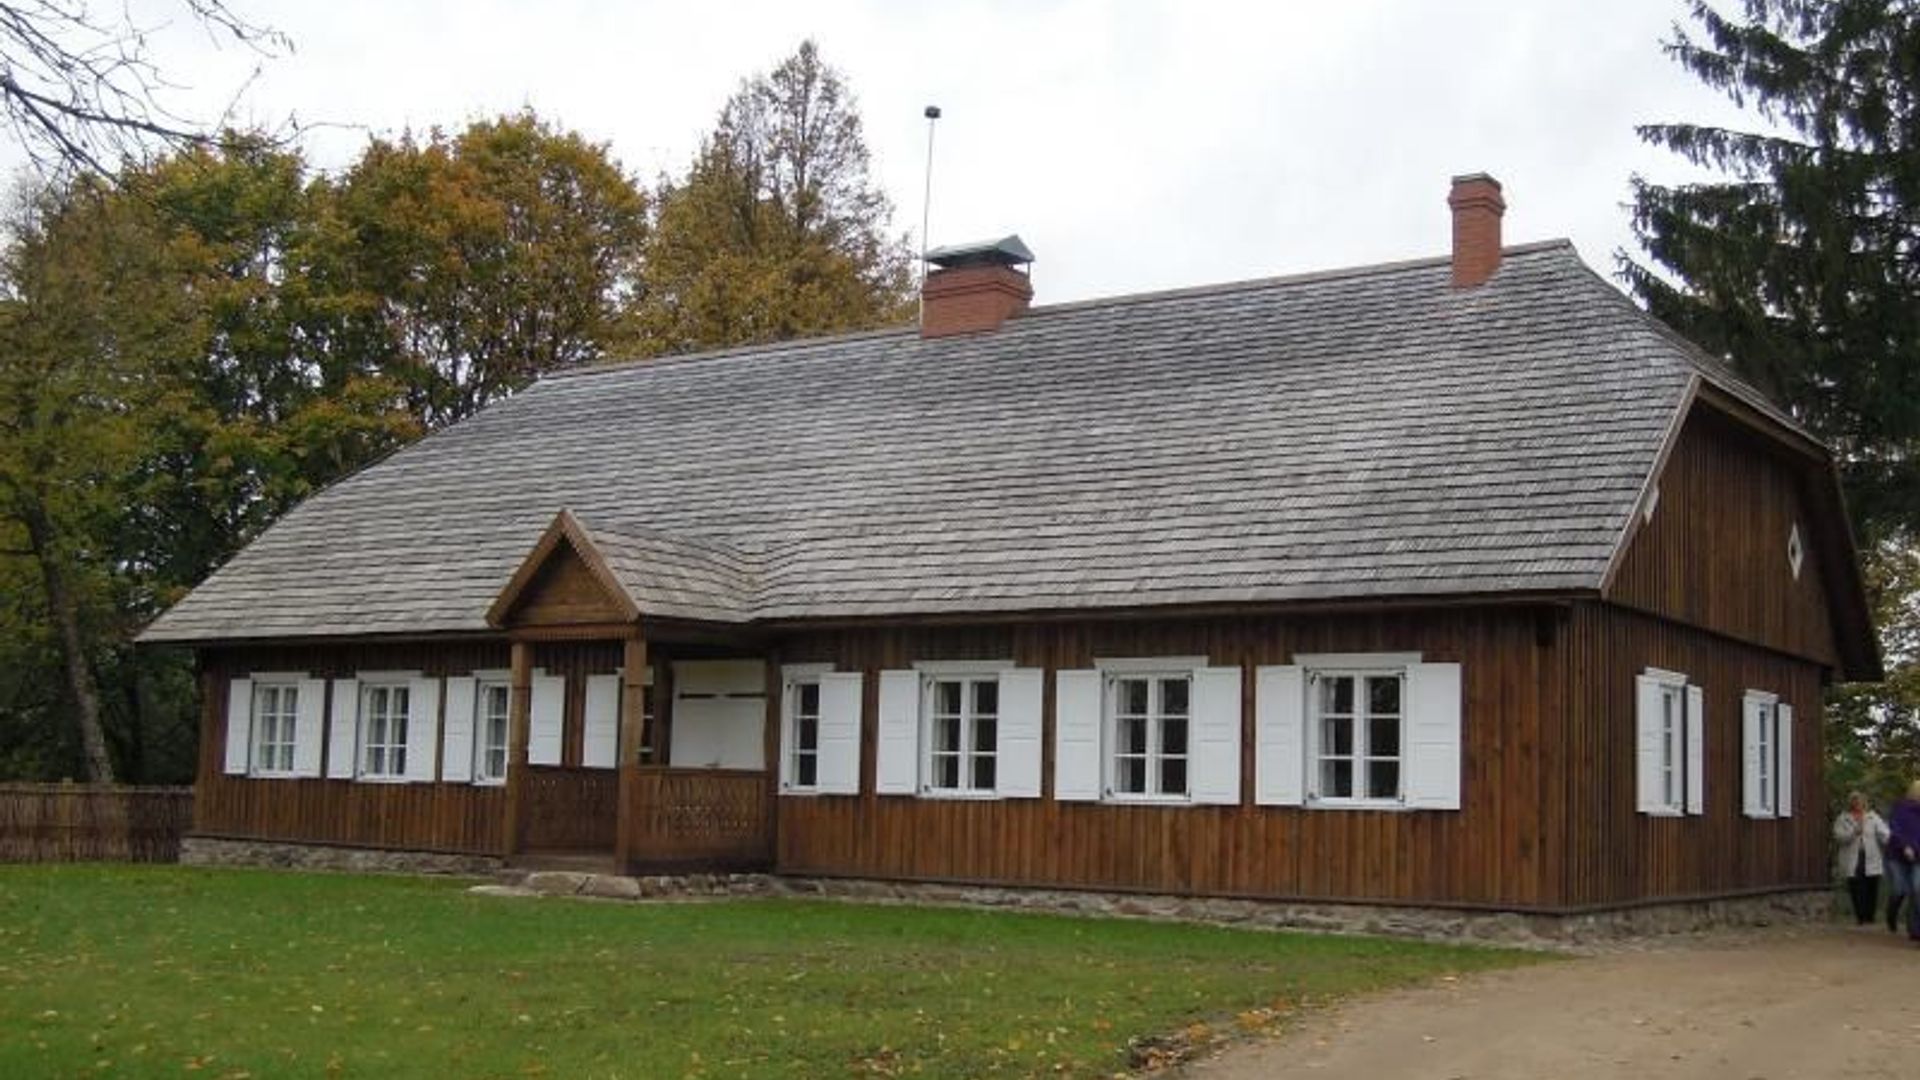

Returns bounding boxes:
[1608,409,1840,669]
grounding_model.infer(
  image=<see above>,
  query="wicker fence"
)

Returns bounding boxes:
[0,783,195,863]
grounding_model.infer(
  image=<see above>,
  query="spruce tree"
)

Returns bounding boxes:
[1624,0,1920,537]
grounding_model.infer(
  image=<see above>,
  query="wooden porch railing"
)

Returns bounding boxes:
[628,767,770,870]
[520,766,618,852]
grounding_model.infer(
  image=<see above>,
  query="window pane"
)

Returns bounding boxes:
[1117,756,1147,794]
[972,716,997,754]
[972,679,998,716]
[392,747,406,776]
[971,755,996,790]
[1118,716,1148,755]
[1161,717,1188,756]
[935,716,961,753]
[1367,675,1401,716]
[1368,716,1400,757]
[933,755,960,789]
[797,754,817,787]
[935,680,962,715]
[798,682,820,716]
[392,687,410,716]
[1118,678,1149,716]
[1367,760,1400,799]
[1159,757,1188,796]
[1321,675,1353,715]
[1321,759,1353,798]
[1159,677,1189,717]
[797,716,819,753]
[1322,716,1353,756]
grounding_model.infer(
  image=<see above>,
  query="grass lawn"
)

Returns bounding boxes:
[0,865,1540,1079]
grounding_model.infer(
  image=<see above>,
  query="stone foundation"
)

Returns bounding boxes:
[180,836,501,877]
[177,836,1829,949]
[489,868,1832,950]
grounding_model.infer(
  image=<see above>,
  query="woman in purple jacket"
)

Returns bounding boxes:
[1887,782,1920,940]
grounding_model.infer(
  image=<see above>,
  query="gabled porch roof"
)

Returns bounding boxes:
[486,510,759,629]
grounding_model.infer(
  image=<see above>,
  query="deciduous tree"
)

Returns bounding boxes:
[638,40,913,353]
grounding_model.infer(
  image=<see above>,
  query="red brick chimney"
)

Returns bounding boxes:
[1447,173,1506,288]
[920,235,1034,338]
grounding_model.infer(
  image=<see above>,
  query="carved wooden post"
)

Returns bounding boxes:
[503,639,533,858]
[617,633,648,871]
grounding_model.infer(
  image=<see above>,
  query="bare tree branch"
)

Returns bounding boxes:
[0,0,291,177]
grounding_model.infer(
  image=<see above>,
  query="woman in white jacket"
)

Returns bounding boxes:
[1835,791,1891,926]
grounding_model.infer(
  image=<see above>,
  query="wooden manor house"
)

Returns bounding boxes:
[143,174,1879,917]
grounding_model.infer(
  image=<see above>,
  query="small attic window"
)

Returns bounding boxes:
[1787,523,1805,580]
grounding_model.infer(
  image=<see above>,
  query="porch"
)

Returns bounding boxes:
[489,510,781,874]
[515,765,772,873]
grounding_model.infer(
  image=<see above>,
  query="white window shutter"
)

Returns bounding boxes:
[1053,670,1102,802]
[814,672,863,795]
[1742,694,1765,818]
[1777,703,1794,818]
[876,670,920,795]
[997,668,1043,798]
[582,674,620,769]
[1406,662,1464,810]
[1635,674,1665,814]
[1684,685,1705,816]
[441,676,477,783]
[293,678,326,778]
[1254,666,1305,806]
[529,673,565,766]
[223,677,254,776]
[1190,667,1243,805]
[404,676,440,783]
[327,677,359,779]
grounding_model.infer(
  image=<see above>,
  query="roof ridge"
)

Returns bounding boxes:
[540,239,1579,384]
[546,322,916,383]
[1022,239,1575,319]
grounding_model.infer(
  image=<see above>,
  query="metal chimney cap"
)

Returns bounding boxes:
[924,234,1035,270]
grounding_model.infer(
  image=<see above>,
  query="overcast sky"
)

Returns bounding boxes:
[25,0,1755,304]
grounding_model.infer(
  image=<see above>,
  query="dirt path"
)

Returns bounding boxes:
[1185,928,1916,1080]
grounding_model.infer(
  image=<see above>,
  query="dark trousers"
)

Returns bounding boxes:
[1848,873,1880,924]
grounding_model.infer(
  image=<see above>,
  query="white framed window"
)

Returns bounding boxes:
[359,682,412,780]
[1636,668,1703,817]
[251,682,301,776]
[1105,671,1192,801]
[923,674,1000,796]
[1743,690,1793,819]
[1055,659,1241,806]
[787,677,823,790]
[781,664,865,796]
[474,680,511,784]
[1308,669,1405,806]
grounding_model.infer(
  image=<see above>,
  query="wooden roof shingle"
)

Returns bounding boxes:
[139,242,1788,642]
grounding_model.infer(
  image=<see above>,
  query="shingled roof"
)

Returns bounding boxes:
[141,241,1787,643]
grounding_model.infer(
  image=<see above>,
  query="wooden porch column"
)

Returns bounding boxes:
[502,639,534,857]
[616,633,648,869]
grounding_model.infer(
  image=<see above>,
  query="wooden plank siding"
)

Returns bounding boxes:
[1557,602,1828,909]
[1608,409,1840,668]
[769,609,1559,909]
[189,594,1832,909]
[194,639,643,855]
